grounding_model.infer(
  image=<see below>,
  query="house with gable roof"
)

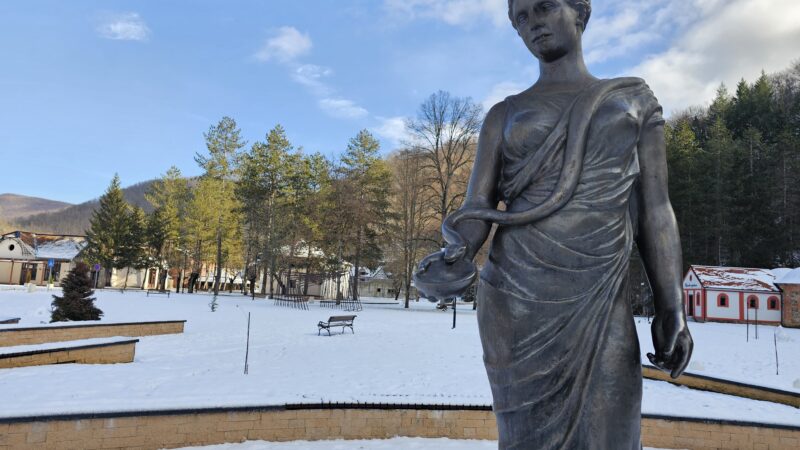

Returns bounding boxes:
[683,265,783,324]
[0,230,87,286]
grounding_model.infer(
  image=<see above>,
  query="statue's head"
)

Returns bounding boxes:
[507,0,591,62]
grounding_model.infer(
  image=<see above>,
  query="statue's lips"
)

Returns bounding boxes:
[532,33,552,44]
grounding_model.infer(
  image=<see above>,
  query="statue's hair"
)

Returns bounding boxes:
[507,0,592,31]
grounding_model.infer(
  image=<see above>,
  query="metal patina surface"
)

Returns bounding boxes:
[414,1,693,448]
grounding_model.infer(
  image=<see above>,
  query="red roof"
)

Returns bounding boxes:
[690,265,779,293]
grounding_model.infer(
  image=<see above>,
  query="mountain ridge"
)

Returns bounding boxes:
[6,181,156,235]
[0,193,72,220]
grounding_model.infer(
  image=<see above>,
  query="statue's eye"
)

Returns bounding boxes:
[540,1,555,10]
[516,12,528,25]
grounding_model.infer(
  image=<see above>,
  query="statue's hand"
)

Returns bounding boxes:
[647,309,693,379]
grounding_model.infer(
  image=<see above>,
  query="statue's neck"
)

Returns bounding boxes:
[536,50,595,89]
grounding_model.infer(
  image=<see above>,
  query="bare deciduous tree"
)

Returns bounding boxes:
[406,91,482,241]
[386,149,439,308]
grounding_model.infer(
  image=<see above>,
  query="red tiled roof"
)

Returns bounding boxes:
[690,265,779,292]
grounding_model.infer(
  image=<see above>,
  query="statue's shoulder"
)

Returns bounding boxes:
[602,78,664,128]
[602,77,662,111]
[483,97,511,126]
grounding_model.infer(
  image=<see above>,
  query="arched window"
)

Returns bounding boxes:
[768,296,780,310]
[747,295,759,309]
[717,294,729,308]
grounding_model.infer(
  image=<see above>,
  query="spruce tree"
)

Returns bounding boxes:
[84,174,131,286]
[120,206,148,290]
[51,262,103,322]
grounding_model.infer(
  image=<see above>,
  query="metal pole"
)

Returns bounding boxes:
[746,306,749,343]
[244,312,251,375]
[452,297,457,329]
[755,306,758,340]
[774,330,779,375]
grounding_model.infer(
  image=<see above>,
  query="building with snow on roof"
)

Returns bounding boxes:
[0,230,87,286]
[683,265,786,325]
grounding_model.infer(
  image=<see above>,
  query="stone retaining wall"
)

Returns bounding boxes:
[0,340,138,369]
[0,321,185,347]
[0,406,797,450]
[643,365,800,408]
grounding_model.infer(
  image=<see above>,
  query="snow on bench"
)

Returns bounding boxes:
[0,317,20,325]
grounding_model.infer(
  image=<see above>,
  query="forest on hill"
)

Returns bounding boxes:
[665,61,800,269]
[0,194,71,220]
[11,180,156,235]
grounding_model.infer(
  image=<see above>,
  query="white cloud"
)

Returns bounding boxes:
[97,12,150,41]
[384,0,508,27]
[373,116,412,148]
[482,81,526,111]
[291,64,334,95]
[254,27,312,63]
[629,0,800,114]
[319,98,369,119]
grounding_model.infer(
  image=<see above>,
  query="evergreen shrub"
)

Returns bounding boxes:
[51,262,103,322]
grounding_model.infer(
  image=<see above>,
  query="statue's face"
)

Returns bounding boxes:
[511,0,582,63]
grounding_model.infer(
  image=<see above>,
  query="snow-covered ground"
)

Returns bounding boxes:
[174,438,670,449]
[635,317,799,392]
[0,289,798,427]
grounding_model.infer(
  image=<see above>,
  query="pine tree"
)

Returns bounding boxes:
[83,174,131,286]
[51,262,103,322]
[146,167,191,291]
[331,130,393,300]
[236,125,293,297]
[196,117,245,298]
[119,206,147,290]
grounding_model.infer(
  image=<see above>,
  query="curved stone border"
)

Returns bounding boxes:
[0,404,798,450]
[643,365,800,408]
[0,339,138,369]
[0,320,186,347]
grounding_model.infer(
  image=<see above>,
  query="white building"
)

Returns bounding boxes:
[683,265,782,324]
[0,231,86,286]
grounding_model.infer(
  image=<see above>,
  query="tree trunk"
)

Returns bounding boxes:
[352,227,361,301]
[303,249,312,295]
[123,267,131,291]
[213,216,223,296]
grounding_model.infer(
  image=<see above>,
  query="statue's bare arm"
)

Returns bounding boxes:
[444,101,506,261]
[636,116,693,378]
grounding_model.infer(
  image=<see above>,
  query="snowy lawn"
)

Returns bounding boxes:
[174,438,670,449]
[635,318,800,392]
[0,288,798,427]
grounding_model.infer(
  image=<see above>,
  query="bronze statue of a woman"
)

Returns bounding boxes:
[414,0,693,448]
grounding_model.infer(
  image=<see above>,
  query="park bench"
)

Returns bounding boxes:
[146,289,171,298]
[317,315,356,336]
[0,317,20,325]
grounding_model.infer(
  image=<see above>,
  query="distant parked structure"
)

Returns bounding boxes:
[0,230,86,286]
[683,265,792,326]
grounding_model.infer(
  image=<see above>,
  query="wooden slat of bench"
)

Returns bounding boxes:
[326,315,356,322]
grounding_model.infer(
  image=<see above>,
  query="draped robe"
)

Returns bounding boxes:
[478,78,664,450]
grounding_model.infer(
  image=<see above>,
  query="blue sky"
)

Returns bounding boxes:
[1,0,798,204]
